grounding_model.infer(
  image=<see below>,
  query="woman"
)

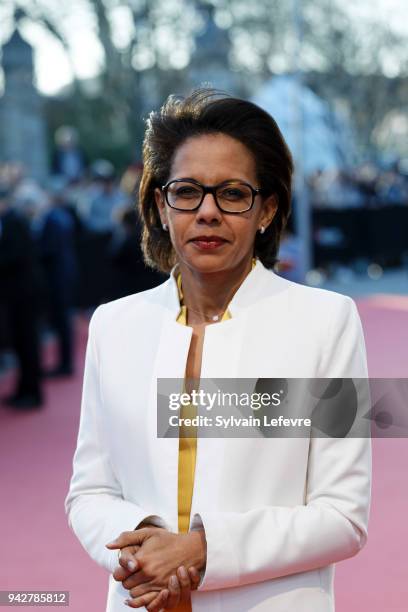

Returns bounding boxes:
[65,89,371,612]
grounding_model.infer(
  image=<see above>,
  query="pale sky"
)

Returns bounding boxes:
[0,0,407,96]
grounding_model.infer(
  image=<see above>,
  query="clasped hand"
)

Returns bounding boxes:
[106,526,206,610]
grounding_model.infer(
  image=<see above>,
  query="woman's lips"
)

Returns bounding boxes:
[191,237,227,250]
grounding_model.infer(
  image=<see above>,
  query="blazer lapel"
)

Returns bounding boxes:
[145,271,193,529]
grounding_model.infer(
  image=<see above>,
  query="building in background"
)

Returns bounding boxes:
[189,1,242,94]
[0,18,49,183]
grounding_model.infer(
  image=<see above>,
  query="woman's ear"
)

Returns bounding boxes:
[154,187,168,228]
[261,194,278,229]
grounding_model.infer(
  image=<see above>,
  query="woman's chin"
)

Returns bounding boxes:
[181,252,233,275]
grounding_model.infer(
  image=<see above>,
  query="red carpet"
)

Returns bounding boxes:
[334,295,408,612]
[0,315,107,611]
[0,300,407,611]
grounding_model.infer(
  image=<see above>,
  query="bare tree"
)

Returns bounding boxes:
[3,0,407,159]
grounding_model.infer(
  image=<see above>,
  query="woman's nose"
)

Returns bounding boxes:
[195,192,222,223]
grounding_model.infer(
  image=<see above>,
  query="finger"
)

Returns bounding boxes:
[187,566,201,589]
[165,575,181,608]
[119,546,140,572]
[130,577,167,599]
[106,529,149,549]
[113,548,140,581]
[113,565,131,582]
[127,571,156,595]
[122,569,148,591]
[176,566,191,603]
[146,590,169,611]
[125,591,160,609]
[114,563,141,582]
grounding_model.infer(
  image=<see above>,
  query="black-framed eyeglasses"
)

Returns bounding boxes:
[161,178,263,213]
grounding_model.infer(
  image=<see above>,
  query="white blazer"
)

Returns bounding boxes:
[65,259,372,612]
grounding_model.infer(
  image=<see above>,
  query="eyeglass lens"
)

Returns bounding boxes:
[166,181,254,212]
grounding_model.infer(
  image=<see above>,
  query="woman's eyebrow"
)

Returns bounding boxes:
[170,176,251,184]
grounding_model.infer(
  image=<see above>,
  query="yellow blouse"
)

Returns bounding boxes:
[176,278,231,535]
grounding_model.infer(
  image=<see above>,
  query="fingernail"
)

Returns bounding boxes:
[124,600,131,607]
[170,575,178,588]
[127,560,137,571]
[178,566,188,579]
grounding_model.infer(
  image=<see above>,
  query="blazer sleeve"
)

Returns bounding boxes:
[190,295,372,591]
[64,306,170,573]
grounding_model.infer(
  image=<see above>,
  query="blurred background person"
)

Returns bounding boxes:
[52,126,87,183]
[107,207,166,300]
[37,178,79,377]
[75,160,129,306]
[77,159,128,233]
[0,185,43,408]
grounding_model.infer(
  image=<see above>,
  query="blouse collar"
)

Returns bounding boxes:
[171,257,258,321]
[153,257,285,321]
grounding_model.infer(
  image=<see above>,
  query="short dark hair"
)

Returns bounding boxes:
[139,88,293,273]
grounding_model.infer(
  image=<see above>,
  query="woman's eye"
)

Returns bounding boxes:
[176,187,200,198]
[220,188,245,200]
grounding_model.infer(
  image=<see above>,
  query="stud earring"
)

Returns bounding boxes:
[162,223,168,231]
[259,226,265,234]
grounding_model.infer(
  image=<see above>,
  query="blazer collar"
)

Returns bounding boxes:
[149,258,288,320]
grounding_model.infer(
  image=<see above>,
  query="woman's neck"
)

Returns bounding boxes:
[177,256,255,325]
